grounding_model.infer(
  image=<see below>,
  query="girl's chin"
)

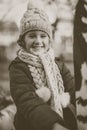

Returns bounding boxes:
[30,48,46,55]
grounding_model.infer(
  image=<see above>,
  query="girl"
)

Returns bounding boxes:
[9,6,77,130]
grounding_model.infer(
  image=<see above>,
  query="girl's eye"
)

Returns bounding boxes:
[28,35,36,39]
[27,33,36,38]
[41,35,47,38]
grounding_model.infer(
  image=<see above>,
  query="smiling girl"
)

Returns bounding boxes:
[9,5,77,130]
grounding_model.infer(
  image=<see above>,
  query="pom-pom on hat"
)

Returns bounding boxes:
[19,4,52,39]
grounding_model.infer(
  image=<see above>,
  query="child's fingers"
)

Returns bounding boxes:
[60,93,70,108]
[36,87,51,102]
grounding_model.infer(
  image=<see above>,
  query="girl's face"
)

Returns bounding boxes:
[24,31,50,55]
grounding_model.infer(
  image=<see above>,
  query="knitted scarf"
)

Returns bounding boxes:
[17,48,64,118]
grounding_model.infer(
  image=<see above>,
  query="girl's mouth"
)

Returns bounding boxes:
[33,46,44,50]
[30,46,45,55]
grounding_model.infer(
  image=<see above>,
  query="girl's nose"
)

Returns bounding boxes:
[34,36,42,45]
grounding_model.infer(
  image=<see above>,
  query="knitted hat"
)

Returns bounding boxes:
[19,6,52,39]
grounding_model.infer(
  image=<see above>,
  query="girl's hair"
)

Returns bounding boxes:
[17,35,26,48]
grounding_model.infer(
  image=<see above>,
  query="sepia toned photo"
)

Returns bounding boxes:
[0,0,87,130]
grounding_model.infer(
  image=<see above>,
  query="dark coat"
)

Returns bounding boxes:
[9,57,78,130]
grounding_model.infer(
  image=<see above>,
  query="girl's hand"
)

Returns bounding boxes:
[60,92,70,108]
[36,87,51,102]
[53,123,69,130]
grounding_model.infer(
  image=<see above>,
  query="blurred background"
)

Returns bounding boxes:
[0,0,87,130]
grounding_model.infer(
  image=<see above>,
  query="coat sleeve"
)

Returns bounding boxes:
[58,61,78,130]
[9,62,65,130]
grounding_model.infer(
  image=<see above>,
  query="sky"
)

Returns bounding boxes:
[0,0,28,26]
[0,0,78,27]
